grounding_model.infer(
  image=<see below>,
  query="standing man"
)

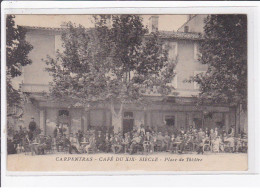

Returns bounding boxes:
[28,117,37,140]
[53,124,58,139]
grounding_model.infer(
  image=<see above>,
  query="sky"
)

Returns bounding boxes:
[13,14,188,31]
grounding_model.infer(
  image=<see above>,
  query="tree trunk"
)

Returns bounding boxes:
[110,102,123,134]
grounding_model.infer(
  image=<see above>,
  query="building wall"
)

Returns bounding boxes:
[23,28,207,94]
[19,27,241,135]
[45,108,58,136]
[70,108,83,134]
[165,39,207,93]
[23,30,56,85]
[178,15,207,33]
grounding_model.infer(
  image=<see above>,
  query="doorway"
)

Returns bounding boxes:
[123,111,134,135]
[193,118,202,129]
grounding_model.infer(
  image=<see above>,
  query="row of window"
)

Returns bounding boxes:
[168,70,206,90]
[165,42,201,61]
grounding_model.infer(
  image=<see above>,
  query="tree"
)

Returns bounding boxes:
[6,15,33,107]
[45,15,176,132]
[190,15,247,110]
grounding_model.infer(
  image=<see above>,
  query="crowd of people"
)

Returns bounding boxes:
[7,117,248,155]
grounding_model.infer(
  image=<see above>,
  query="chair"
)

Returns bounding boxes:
[136,143,143,155]
[203,140,211,152]
[171,143,178,154]
[143,141,150,154]
[24,143,31,155]
[223,141,233,153]
[155,140,163,152]
[184,142,193,152]
[87,147,94,154]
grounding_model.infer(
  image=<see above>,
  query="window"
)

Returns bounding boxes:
[184,26,189,33]
[124,112,133,119]
[172,74,178,89]
[165,115,175,127]
[193,71,206,90]
[58,109,70,130]
[167,70,177,89]
[168,42,178,60]
[194,42,202,61]
[59,110,69,116]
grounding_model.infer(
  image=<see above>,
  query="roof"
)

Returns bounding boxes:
[21,25,203,40]
[157,30,203,40]
[20,25,64,32]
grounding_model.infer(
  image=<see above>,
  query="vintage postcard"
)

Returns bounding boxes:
[4,13,248,173]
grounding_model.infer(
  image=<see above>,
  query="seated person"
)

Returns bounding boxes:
[198,128,205,141]
[212,135,222,152]
[44,135,53,153]
[96,131,105,152]
[143,131,154,153]
[169,134,177,152]
[104,132,111,153]
[85,134,96,153]
[77,130,84,143]
[210,128,216,141]
[111,134,123,154]
[186,133,195,151]
[224,133,235,152]
[197,135,206,154]
[69,134,80,154]
[130,133,143,154]
[7,136,16,154]
[62,134,71,152]
[13,131,20,150]
[31,135,45,155]
[174,134,184,153]
[122,132,131,153]
[138,124,146,136]
[164,132,171,151]
[178,133,190,154]
[156,132,165,151]
[56,134,64,152]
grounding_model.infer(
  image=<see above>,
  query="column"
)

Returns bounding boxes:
[81,109,84,131]
[39,109,46,135]
[235,105,240,135]
[84,110,90,130]
[150,111,153,127]
[103,109,107,127]
[109,111,112,127]
[202,112,204,129]
[144,109,147,126]
[224,112,230,133]
[185,112,189,130]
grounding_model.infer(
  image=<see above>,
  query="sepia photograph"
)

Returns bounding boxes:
[4,13,248,172]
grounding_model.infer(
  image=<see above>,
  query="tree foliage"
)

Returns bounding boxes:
[191,15,247,110]
[45,15,176,107]
[6,15,33,107]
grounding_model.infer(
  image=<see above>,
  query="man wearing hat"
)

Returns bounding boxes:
[28,117,37,140]
[53,124,58,139]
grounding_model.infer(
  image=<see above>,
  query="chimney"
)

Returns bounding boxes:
[106,15,112,29]
[148,16,159,33]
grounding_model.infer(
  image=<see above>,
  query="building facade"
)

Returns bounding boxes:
[16,16,242,136]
